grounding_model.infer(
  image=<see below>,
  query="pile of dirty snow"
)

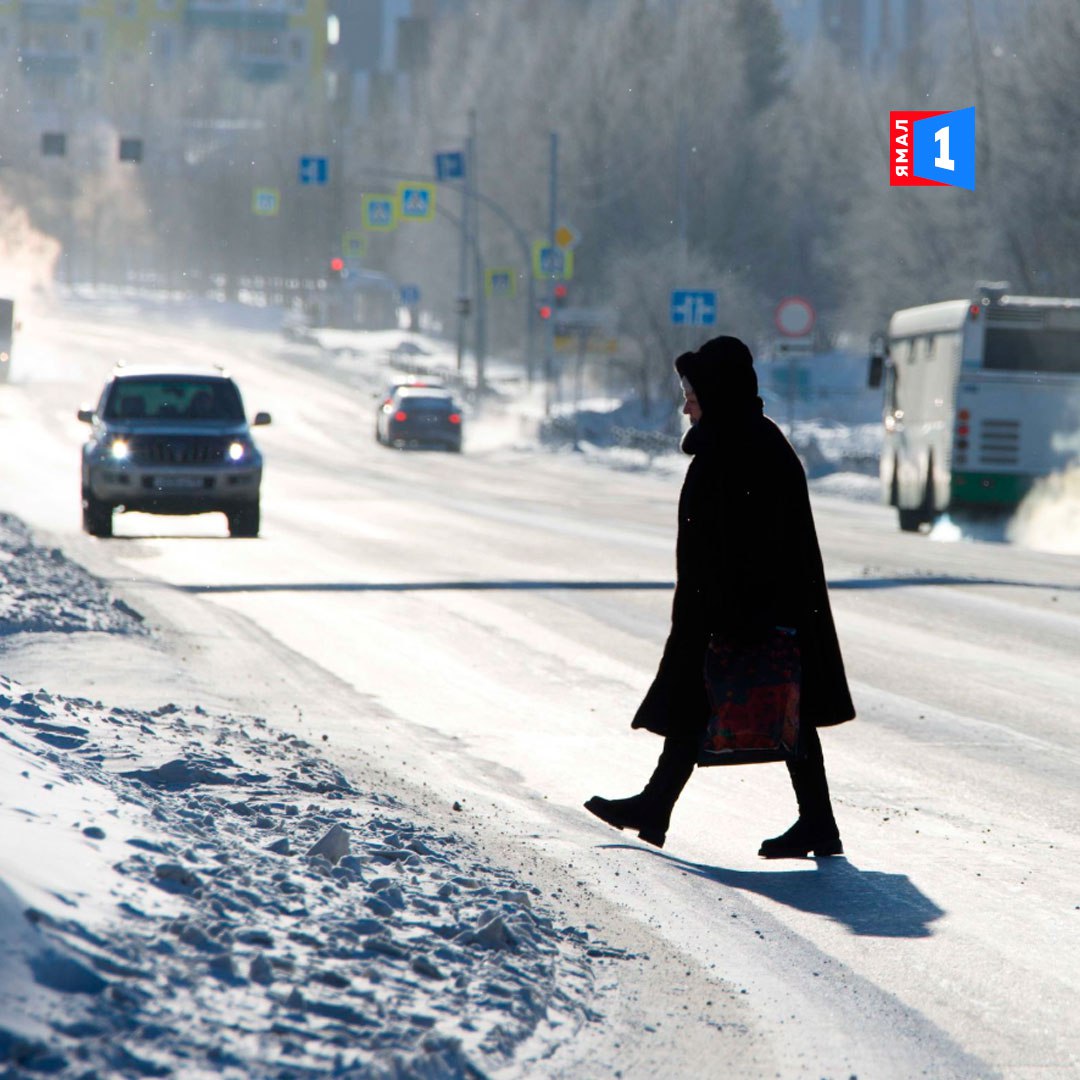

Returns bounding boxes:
[0,513,144,636]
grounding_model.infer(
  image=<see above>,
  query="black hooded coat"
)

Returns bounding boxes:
[632,338,855,742]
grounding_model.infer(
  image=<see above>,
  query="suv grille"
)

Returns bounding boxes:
[128,436,228,466]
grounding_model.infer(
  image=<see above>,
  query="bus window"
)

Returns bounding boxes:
[984,327,1080,373]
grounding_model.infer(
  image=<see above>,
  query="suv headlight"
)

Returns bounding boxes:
[228,440,249,462]
[109,438,130,461]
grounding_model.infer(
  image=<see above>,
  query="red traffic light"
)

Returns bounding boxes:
[330,257,345,272]
[538,304,552,320]
[554,283,568,299]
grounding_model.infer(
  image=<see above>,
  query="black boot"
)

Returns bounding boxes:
[584,793,667,848]
[758,816,843,858]
[759,726,843,858]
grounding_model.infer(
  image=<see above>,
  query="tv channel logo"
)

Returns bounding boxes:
[890,107,975,190]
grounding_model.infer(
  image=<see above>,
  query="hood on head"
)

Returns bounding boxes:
[674,336,758,415]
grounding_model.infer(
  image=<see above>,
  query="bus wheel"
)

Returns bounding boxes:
[898,507,923,531]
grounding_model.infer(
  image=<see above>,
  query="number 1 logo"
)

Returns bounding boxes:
[890,107,975,190]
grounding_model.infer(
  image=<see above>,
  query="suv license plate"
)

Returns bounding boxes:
[155,476,204,490]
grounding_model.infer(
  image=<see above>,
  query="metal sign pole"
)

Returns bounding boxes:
[787,345,797,438]
[544,131,558,417]
[455,133,470,373]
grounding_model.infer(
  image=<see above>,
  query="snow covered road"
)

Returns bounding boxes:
[2,296,1078,1077]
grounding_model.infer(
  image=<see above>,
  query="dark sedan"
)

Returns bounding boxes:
[376,387,463,451]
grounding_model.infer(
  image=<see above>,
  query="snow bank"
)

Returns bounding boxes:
[0,513,145,637]
[0,518,606,1078]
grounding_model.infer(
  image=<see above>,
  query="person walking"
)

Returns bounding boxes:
[585,335,855,855]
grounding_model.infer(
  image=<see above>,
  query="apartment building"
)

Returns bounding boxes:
[0,0,327,108]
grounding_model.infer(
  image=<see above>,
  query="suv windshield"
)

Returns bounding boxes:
[104,377,245,421]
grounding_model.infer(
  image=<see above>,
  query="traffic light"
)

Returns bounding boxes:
[329,257,345,281]
[538,303,553,321]
[41,132,66,157]
[554,283,568,308]
[118,137,143,163]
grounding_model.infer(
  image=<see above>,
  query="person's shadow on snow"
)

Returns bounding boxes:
[601,845,944,938]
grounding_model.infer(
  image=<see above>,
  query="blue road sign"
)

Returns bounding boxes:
[670,289,717,327]
[435,151,465,182]
[399,184,435,220]
[400,284,421,305]
[299,155,329,186]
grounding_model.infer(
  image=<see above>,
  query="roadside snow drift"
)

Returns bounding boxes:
[0,517,603,1079]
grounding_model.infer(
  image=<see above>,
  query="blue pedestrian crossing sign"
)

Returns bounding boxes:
[434,151,465,182]
[485,268,517,299]
[397,182,435,221]
[251,187,280,216]
[342,230,367,259]
[531,241,574,281]
[362,194,397,231]
[400,284,421,306]
[298,155,329,185]
[670,289,717,327]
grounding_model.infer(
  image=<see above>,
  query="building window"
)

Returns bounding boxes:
[239,30,282,59]
[118,0,137,18]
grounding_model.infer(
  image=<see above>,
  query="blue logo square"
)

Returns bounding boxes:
[913,107,975,190]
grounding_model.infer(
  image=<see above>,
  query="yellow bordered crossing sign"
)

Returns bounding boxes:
[252,187,280,216]
[362,194,397,231]
[397,181,435,221]
[342,231,367,259]
[485,267,517,299]
[532,241,573,281]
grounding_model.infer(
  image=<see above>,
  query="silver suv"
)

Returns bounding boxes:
[78,368,270,538]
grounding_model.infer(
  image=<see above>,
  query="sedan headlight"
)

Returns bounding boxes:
[109,438,130,461]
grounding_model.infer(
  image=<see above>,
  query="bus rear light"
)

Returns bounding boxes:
[958,409,970,421]
[957,425,969,436]
[956,439,968,450]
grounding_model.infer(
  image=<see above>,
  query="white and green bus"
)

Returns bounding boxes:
[869,282,1080,531]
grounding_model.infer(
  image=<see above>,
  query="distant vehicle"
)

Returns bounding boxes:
[374,376,446,440]
[0,298,14,382]
[78,368,271,538]
[388,340,430,360]
[376,387,463,451]
[869,281,1080,530]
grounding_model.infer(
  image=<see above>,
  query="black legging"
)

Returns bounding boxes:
[643,722,834,828]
